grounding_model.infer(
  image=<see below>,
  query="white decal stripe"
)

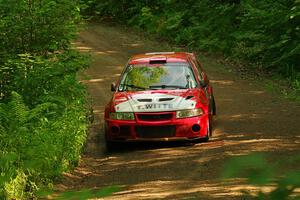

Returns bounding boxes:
[115,93,196,112]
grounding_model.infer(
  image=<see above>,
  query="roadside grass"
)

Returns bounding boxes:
[264,75,300,102]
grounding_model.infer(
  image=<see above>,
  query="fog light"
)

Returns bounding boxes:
[111,126,120,134]
[192,124,201,132]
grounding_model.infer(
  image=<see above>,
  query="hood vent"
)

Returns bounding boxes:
[137,98,152,102]
[185,96,194,100]
[159,97,174,102]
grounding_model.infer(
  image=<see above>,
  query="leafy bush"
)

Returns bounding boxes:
[0,52,89,199]
[223,153,300,200]
[0,0,82,54]
[0,0,90,199]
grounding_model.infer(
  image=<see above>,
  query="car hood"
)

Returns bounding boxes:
[112,89,204,113]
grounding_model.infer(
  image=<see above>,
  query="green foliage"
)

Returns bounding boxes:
[86,0,300,94]
[0,60,88,198]
[4,170,37,200]
[223,153,300,200]
[0,0,90,199]
[0,0,82,54]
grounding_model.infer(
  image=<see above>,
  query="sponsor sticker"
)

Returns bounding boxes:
[137,104,173,110]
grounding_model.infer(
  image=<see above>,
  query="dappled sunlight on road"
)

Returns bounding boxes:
[248,90,265,95]
[81,78,105,83]
[55,130,299,198]
[122,43,143,47]
[51,24,300,200]
[73,45,93,52]
[210,79,234,86]
[94,51,119,55]
[91,179,277,199]
[229,113,260,120]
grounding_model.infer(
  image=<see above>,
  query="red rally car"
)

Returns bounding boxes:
[104,52,216,148]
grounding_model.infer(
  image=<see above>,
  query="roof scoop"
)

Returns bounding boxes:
[149,57,167,64]
[145,52,175,55]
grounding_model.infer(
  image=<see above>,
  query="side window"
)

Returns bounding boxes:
[190,59,204,82]
[196,60,206,80]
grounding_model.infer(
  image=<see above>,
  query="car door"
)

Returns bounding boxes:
[189,56,214,115]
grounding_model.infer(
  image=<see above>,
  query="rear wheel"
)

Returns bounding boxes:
[208,118,213,137]
[211,95,216,116]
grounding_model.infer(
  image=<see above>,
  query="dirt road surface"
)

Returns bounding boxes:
[53,24,300,199]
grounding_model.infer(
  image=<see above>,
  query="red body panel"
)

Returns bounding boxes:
[105,114,209,141]
[104,52,215,142]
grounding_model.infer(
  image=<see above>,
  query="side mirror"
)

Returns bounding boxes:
[200,80,208,88]
[111,82,116,92]
[199,73,208,88]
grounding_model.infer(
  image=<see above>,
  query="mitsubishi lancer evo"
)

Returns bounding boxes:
[104,52,216,149]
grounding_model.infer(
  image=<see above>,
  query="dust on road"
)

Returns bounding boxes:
[54,23,300,200]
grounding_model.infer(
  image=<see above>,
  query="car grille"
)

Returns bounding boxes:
[135,125,176,138]
[119,125,131,136]
[137,113,173,121]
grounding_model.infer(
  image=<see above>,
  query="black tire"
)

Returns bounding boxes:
[211,95,216,116]
[208,118,212,137]
[201,134,209,142]
[203,120,211,142]
[203,119,212,142]
[105,140,118,152]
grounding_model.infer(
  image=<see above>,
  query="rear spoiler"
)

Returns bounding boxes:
[145,52,175,56]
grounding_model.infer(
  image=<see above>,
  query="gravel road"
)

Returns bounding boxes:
[52,23,300,200]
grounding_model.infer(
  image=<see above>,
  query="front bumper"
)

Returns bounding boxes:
[104,111,209,142]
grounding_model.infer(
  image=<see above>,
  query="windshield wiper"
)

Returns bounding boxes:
[149,85,187,90]
[120,84,147,91]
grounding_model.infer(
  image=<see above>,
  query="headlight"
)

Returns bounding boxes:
[109,112,135,120]
[176,108,203,118]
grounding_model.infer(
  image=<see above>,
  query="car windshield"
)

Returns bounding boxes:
[119,62,197,91]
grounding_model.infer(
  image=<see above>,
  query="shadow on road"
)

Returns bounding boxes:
[104,141,197,154]
[51,23,300,200]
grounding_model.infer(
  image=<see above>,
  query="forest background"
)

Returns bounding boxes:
[0,0,299,199]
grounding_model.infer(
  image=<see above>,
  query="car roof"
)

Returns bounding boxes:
[128,52,195,65]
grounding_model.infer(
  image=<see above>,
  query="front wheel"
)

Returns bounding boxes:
[105,140,118,152]
[203,120,212,142]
